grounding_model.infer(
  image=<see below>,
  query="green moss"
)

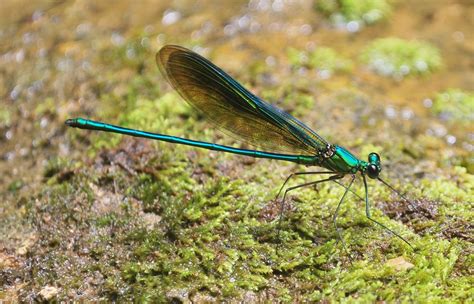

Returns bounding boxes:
[360,38,442,79]
[420,166,473,206]
[120,93,190,131]
[431,89,474,122]
[88,90,193,153]
[20,138,473,302]
[316,0,391,26]
[288,47,353,76]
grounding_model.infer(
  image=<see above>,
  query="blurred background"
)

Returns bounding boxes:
[1,0,472,302]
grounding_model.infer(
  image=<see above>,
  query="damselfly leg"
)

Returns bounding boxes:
[363,175,414,249]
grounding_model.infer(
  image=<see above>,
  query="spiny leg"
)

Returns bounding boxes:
[276,172,362,213]
[332,174,356,260]
[362,175,414,249]
[276,171,335,200]
[277,174,344,243]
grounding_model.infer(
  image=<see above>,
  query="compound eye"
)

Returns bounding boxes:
[368,152,380,164]
[367,164,379,179]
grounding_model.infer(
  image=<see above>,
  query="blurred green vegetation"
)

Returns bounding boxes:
[315,0,392,25]
[432,89,474,122]
[0,108,12,128]
[360,38,442,79]
[287,47,353,75]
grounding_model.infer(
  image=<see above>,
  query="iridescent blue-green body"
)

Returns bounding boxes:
[66,45,414,249]
[65,119,380,178]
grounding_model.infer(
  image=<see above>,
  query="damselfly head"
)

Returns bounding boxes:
[367,152,381,179]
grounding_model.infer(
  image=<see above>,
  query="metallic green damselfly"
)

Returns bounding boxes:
[66,45,415,249]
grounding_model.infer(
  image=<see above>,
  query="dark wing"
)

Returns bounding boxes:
[156,45,328,155]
